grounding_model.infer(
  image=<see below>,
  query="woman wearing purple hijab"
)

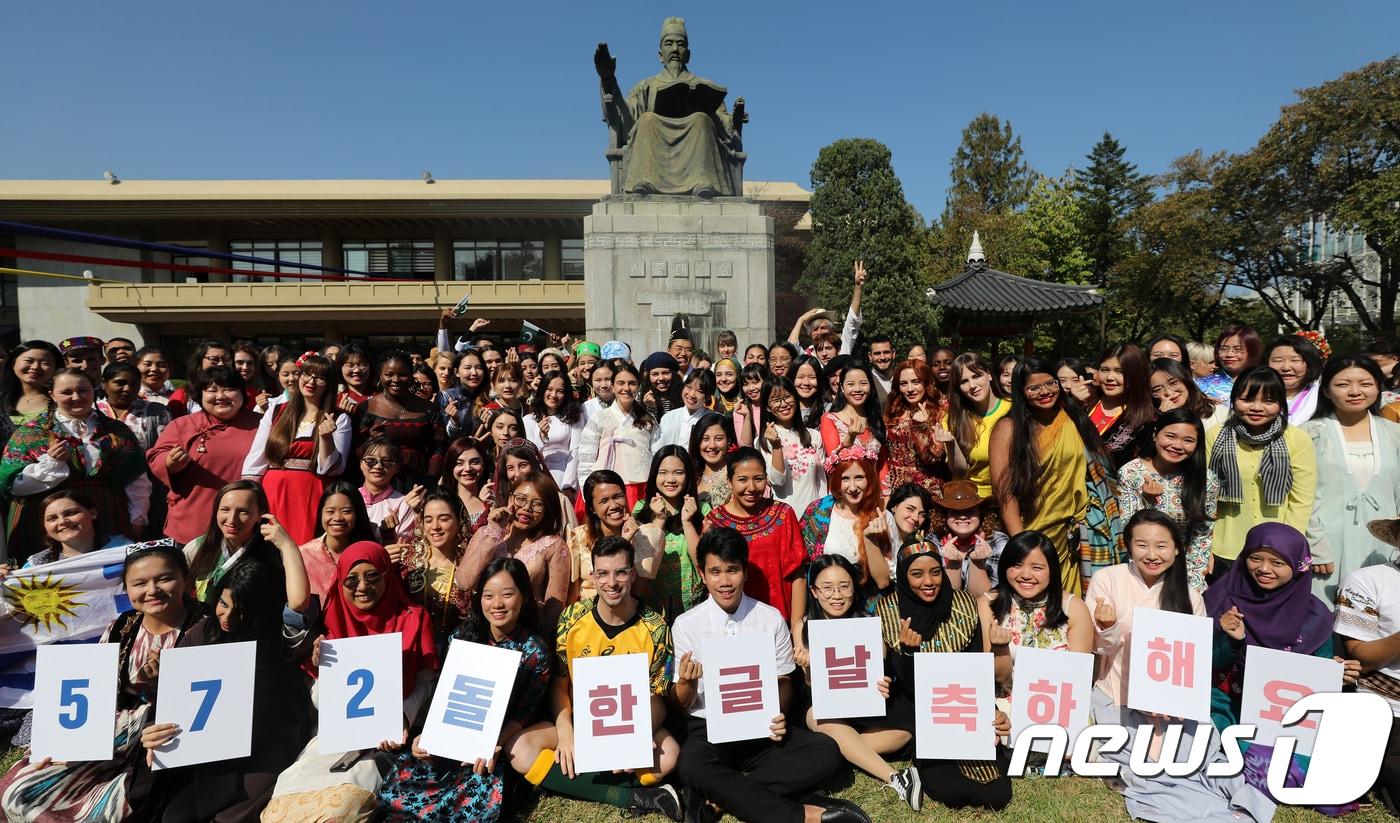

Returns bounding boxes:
[1206,522,1362,814]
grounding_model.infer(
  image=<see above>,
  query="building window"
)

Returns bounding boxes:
[561,238,584,280]
[342,240,433,279]
[230,240,324,283]
[165,243,212,284]
[452,240,544,281]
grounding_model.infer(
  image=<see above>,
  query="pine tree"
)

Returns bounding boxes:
[1075,132,1151,286]
[944,113,1035,222]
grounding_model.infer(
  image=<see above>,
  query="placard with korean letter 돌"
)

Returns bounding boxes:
[31,643,119,762]
[808,617,884,720]
[572,653,654,773]
[702,634,779,744]
[914,652,995,760]
[151,641,257,769]
[1008,647,1093,756]
[1239,646,1342,756]
[419,639,521,763]
[1126,607,1212,721]
[318,632,404,755]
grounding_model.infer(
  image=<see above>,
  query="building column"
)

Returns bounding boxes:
[322,230,343,278]
[543,234,561,280]
[207,235,230,283]
[434,232,454,281]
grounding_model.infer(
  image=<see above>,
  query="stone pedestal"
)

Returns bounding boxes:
[584,195,775,357]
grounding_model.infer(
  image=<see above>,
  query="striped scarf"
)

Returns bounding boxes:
[1209,415,1292,507]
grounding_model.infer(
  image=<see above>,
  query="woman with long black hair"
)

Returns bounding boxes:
[985,530,1092,695]
[523,370,585,498]
[757,373,826,519]
[1091,342,1156,468]
[577,362,655,504]
[789,354,829,430]
[633,444,705,618]
[820,360,887,490]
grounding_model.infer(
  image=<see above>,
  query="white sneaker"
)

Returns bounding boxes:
[886,765,922,812]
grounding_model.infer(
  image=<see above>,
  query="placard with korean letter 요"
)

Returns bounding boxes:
[1238,645,1342,756]
[914,652,994,761]
[318,632,405,755]
[419,639,521,763]
[151,641,257,769]
[702,634,779,744]
[1008,647,1094,755]
[31,643,119,762]
[571,653,654,773]
[808,617,885,720]
[1126,607,1212,722]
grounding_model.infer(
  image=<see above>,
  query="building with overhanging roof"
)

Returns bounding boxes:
[0,178,810,363]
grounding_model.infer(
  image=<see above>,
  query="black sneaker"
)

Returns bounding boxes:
[681,785,718,823]
[624,785,683,821]
[886,764,922,811]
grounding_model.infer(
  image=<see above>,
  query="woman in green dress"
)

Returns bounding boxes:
[632,444,706,620]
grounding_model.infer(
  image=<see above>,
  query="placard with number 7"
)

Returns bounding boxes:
[318,632,404,754]
[31,644,120,762]
[152,641,257,769]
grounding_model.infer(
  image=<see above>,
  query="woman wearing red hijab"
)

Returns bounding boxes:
[264,542,438,823]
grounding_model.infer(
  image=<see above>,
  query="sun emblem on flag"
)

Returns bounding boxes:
[3,575,86,633]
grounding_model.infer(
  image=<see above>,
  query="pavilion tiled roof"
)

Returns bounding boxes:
[927,231,1102,316]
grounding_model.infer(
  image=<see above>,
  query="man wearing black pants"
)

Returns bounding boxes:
[672,527,870,823]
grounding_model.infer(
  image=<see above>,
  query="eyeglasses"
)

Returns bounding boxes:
[814,583,854,597]
[511,494,546,513]
[1024,380,1060,398]
[342,572,383,590]
[768,395,794,409]
[1150,378,1184,398]
[1218,345,1247,354]
[361,457,399,469]
[591,567,635,581]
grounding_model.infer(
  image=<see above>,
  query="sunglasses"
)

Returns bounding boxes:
[342,571,384,590]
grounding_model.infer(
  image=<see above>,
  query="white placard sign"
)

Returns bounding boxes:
[419,638,521,763]
[318,632,405,755]
[152,641,257,769]
[572,653,654,773]
[914,652,995,760]
[31,643,120,762]
[1239,646,1343,755]
[1126,607,1212,721]
[808,617,885,720]
[1009,647,1094,754]
[702,634,779,744]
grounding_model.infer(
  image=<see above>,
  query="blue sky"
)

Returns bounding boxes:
[5,1,1397,219]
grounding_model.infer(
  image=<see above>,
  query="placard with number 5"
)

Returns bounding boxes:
[152,641,257,769]
[31,644,120,762]
[318,632,404,754]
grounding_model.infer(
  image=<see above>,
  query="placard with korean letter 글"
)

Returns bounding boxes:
[152,641,257,769]
[1238,645,1342,756]
[808,617,884,720]
[419,639,521,763]
[914,652,994,760]
[1008,647,1093,754]
[31,643,119,762]
[571,653,654,773]
[702,634,779,744]
[1126,607,1212,721]
[318,632,404,755]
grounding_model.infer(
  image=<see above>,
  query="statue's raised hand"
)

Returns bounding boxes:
[594,43,616,81]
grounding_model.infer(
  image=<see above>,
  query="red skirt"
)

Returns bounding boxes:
[263,468,324,545]
[572,481,646,521]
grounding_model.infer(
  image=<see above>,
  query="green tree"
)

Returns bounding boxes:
[1076,132,1151,286]
[799,138,933,351]
[1019,172,1095,285]
[945,113,1036,223]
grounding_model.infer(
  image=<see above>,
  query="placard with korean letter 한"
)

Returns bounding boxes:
[318,632,404,755]
[1126,607,1212,722]
[808,617,885,720]
[571,653,654,773]
[702,634,780,744]
[914,652,995,760]
[419,639,521,763]
[31,643,119,762]
[1239,646,1343,756]
[1008,647,1094,757]
[152,641,257,769]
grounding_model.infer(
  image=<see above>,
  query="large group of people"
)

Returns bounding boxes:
[1,274,1400,822]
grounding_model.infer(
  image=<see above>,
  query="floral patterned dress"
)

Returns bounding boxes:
[994,595,1071,698]
[1117,458,1220,592]
[885,411,948,497]
[377,629,551,823]
[633,500,710,621]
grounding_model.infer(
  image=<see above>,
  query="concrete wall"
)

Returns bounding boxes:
[16,237,146,346]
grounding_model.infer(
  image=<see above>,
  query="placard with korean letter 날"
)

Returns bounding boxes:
[1126,607,1212,721]
[1008,647,1093,757]
[702,634,779,744]
[419,639,521,763]
[808,617,885,720]
[318,632,404,755]
[914,652,995,760]
[151,641,257,769]
[572,653,654,773]
[31,643,119,762]
[1239,645,1343,756]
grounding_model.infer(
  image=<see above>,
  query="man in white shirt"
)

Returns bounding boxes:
[788,261,865,359]
[672,528,870,823]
